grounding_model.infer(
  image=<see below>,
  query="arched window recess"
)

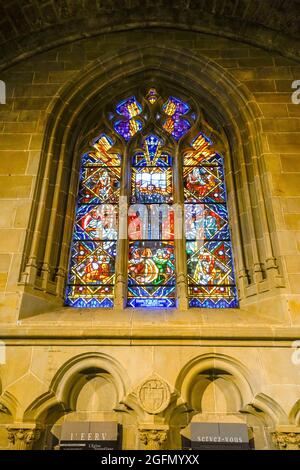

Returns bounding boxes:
[65,88,238,309]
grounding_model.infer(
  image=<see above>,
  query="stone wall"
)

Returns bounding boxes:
[0,29,300,450]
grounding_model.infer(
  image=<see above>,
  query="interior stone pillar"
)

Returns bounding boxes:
[7,424,42,450]
[272,426,300,450]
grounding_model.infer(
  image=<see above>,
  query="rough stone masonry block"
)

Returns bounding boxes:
[0,272,7,292]
[245,80,276,92]
[0,229,24,253]
[284,255,300,274]
[281,155,300,172]
[268,133,300,153]
[0,200,17,228]
[3,122,37,133]
[0,254,11,271]
[259,104,288,117]
[0,150,29,174]
[272,174,300,197]
[0,134,31,150]
[0,175,33,198]
[284,214,300,231]
[288,273,300,294]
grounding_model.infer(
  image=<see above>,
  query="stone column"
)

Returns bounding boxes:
[114,142,128,309]
[173,147,188,311]
[139,426,168,450]
[272,426,300,450]
[7,424,41,450]
[114,195,128,309]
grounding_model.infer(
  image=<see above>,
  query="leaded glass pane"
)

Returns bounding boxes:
[184,132,238,308]
[65,133,120,308]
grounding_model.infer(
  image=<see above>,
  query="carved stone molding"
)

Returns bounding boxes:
[272,429,300,450]
[7,425,41,450]
[137,373,171,415]
[139,427,168,450]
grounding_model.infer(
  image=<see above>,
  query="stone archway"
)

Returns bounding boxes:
[1,2,299,70]
[17,352,132,450]
[173,353,286,450]
[18,44,283,318]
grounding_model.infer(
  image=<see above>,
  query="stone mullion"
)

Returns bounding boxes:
[174,145,188,310]
[114,146,128,309]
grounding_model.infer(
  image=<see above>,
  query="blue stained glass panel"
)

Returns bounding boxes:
[131,167,173,204]
[183,166,226,203]
[74,204,118,241]
[128,241,175,286]
[114,118,143,141]
[133,134,172,167]
[65,133,120,308]
[128,205,174,241]
[162,96,190,116]
[185,132,238,308]
[116,96,142,119]
[186,240,236,286]
[162,96,191,141]
[78,166,121,204]
[127,133,176,308]
[184,204,229,241]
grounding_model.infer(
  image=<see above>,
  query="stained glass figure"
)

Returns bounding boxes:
[78,167,121,204]
[184,204,229,241]
[114,96,143,140]
[162,96,191,140]
[183,166,225,203]
[127,241,176,308]
[66,133,120,308]
[184,132,238,308]
[128,134,176,307]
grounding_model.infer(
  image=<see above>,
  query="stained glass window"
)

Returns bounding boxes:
[127,134,176,308]
[114,96,143,141]
[65,134,120,307]
[184,133,238,308]
[66,90,238,309]
[162,96,192,141]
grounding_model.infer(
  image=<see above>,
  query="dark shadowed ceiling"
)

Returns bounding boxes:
[0,0,300,69]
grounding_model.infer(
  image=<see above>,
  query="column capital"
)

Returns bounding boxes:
[7,423,42,450]
[138,425,168,450]
[272,426,300,450]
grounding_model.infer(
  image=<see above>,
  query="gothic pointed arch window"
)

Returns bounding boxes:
[65,89,238,309]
